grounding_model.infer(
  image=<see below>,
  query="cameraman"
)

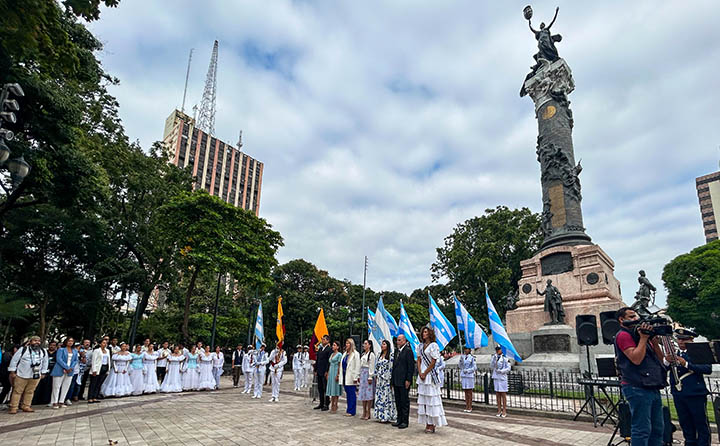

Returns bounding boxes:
[614,307,667,446]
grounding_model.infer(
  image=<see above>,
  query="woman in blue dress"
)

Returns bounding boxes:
[182,346,200,391]
[325,341,343,413]
[372,340,396,423]
[129,345,145,396]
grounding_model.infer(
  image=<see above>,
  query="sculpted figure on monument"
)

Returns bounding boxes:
[520,6,563,96]
[541,197,553,236]
[504,288,520,311]
[537,279,566,325]
[631,270,657,317]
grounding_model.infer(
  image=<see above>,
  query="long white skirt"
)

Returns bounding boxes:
[129,368,145,395]
[416,378,448,427]
[144,363,159,393]
[197,362,215,390]
[159,364,183,393]
[182,367,200,390]
[101,369,132,397]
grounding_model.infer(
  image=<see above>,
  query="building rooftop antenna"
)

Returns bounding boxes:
[180,48,194,114]
[196,40,218,136]
[237,130,243,150]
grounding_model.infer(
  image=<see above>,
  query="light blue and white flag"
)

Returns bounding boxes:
[254,302,264,350]
[367,308,376,336]
[368,308,381,353]
[454,294,489,349]
[486,290,522,362]
[373,298,393,348]
[399,301,419,360]
[378,296,399,337]
[428,291,457,350]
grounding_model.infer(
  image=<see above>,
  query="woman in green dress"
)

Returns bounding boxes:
[325,340,343,413]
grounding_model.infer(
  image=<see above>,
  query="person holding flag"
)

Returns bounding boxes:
[241,344,254,394]
[268,342,286,402]
[252,344,268,399]
[458,347,476,412]
[486,288,521,418]
[312,309,331,411]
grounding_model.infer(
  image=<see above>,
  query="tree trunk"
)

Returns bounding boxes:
[39,297,48,342]
[182,266,200,343]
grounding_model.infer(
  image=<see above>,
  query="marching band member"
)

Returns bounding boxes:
[252,344,268,399]
[292,345,304,391]
[242,345,254,394]
[491,345,511,418]
[302,346,312,388]
[268,343,287,402]
[458,347,476,412]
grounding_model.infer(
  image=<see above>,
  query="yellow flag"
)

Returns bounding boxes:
[276,297,284,345]
[313,308,329,341]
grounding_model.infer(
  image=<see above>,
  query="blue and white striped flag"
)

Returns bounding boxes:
[373,298,393,347]
[254,302,264,350]
[367,308,375,337]
[454,294,489,349]
[428,291,457,350]
[399,302,419,360]
[378,296,399,337]
[368,308,381,353]
[486,290,522,362]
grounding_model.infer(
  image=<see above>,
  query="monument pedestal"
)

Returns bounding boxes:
[517,325,579,370]
[506,244,623,335]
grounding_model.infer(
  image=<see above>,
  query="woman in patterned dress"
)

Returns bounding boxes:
[372,340,396,423]
[416,326,447,433]
[358,340,376,420]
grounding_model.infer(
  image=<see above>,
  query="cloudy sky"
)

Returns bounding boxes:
[88,1,720,307]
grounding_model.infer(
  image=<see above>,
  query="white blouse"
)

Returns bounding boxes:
[359,351,376,377]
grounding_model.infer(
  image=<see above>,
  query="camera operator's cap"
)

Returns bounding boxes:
[674,328,697,339]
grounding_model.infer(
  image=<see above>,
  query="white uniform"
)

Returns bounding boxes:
[490,353,511,392]
[253,350,268,398]
[212,351,224,389]
[242,349,255,393]
[304,352,313,387]
[268,349,287,401]
[292,351,304,390]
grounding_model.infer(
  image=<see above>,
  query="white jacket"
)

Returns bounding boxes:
[359,351,376,378]
[90,348,110,374]
[338,350,361,386]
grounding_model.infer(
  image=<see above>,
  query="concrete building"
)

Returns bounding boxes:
[695,170,720,242]
[163,109,263,216]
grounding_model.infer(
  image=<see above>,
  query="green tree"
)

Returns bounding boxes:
[431,206,542,322]
[160,191,283,342]
[662,240,720,339]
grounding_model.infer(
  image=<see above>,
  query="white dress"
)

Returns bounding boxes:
[101,353,133,397]
[182,353,200,390]
[197,352,215,390]
[416,342,447,427]
[159,355,185,393]
[143,352,159,393]
[490,353,511,392]
[129,353,145,395]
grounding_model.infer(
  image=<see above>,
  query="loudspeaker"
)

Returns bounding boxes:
[617,400,632,438]
[576,314,598,346]
[600,311,621,345]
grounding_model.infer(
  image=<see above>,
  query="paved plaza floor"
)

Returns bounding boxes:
[0,377,716,446]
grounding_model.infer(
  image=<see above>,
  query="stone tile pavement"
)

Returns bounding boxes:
[0,377,715,445]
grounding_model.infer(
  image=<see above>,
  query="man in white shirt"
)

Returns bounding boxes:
[252,344,268,399]
[156,341,171,384]
[140,338,151,353]
[242,345,254,394]
[268,344,287,402]
[109,337,121,354]
[231,345,244,388]
[7,336,49,414]
[292,345,304,391]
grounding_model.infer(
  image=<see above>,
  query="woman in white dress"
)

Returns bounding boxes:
[197,346,216,390]
[490,345,511,417]
[212,346,224,389]
[458,347,476,412]
[143,344,159,394]
[159,346,185,393]
[129,344,145,396]
[101,343,132,397]
[182,346,200,391]
[416,326,447,433]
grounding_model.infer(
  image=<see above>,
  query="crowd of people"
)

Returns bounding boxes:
[0,336,229,414]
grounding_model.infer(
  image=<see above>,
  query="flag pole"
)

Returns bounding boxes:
[453,291,465,350]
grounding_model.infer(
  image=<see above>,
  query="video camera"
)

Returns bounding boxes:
[621,316,673,336]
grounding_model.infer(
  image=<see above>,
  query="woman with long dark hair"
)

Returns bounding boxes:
[50,337,78,409]
[358,339,376,420]
[325,340,342,413]
[372,340,396,423]
[416,326,446,433]
[87,339,110,403]
[101,342,132,398]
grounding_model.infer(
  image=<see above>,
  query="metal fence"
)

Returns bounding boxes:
[409,367,720,424]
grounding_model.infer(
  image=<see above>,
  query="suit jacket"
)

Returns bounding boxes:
[315,344,331,375]
[391,343,415,387]
[50,347,78,377]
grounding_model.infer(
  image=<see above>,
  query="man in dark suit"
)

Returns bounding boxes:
[666,328,712,446]
[392,334,415,429]
[313,335,331,411]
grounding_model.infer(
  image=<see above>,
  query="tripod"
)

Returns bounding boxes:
[574,345,613,427]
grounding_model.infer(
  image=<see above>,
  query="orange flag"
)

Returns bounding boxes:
[313,308,329,342]
[276,297,285,347]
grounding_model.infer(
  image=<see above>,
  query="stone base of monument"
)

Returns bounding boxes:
[506,244,623,334]
[515,324,580,371]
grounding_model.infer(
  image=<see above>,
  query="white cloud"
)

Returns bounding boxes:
[88,0,720,307]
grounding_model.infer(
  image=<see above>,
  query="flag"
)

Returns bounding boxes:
[313,308,329,341]
[308,333,318,361]
[254,302,264,350]
[486,289,522,362]
[399,301,418,359]
[453,294,489,349]
[367,308,381,354]
[275,297,285,348]
[378,296,399,337]
[373,297,393,346]
[428,291,457,350]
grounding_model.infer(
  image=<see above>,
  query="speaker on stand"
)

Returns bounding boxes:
[574,314,602,426]
[600,311,621,345]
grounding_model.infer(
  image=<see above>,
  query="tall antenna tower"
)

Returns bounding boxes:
[180,48,194,113]
[196,40,218,136]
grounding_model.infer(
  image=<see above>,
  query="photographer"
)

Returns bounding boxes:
[6,336,49,414]
[614,307,667,446]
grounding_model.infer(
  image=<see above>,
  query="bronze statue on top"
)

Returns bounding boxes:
[631,270,657,317]
[520,6,563,97]
[537,279,566,325]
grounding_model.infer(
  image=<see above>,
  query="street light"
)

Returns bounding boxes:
[0,82,28,192]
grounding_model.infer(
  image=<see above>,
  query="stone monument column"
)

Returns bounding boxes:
[523,59,591,250]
